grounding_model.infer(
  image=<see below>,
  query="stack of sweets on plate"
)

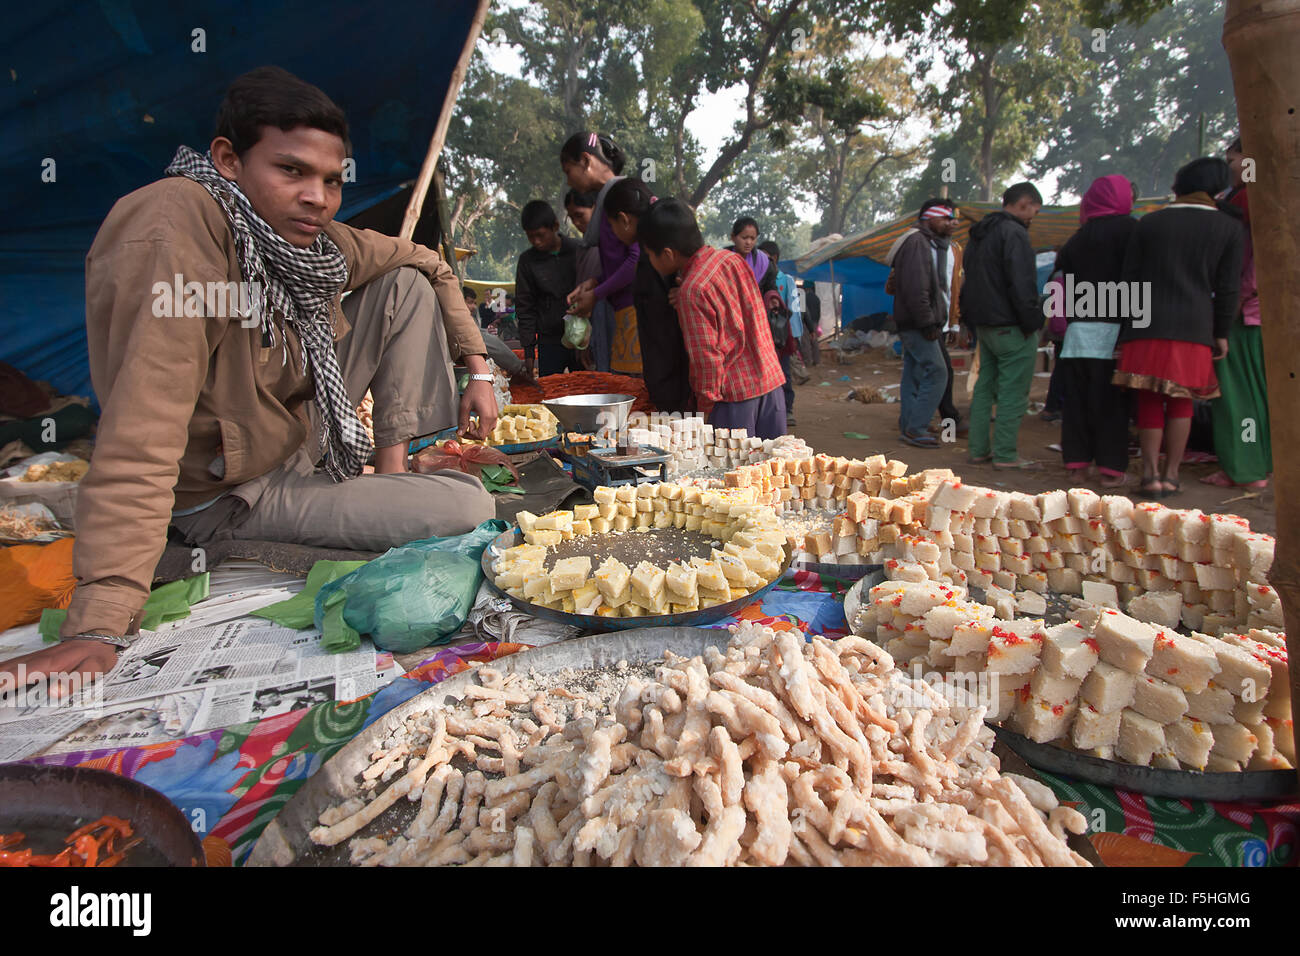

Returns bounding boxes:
[1038,607,1293,771]
[489,482,787,618]
[484,404,558,446]
[922,481,1281,636]
[855,564,1293,771]
[729,457,963,568]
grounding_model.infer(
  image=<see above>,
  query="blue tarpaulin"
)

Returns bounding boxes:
[1,1,481,402]
[779,250,1058,331]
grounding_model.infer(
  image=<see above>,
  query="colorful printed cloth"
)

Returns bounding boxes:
[17,570,1300,867]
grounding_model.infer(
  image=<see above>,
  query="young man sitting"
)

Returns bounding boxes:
[637,199,786,438]
[3,66,499,686]
[514,200,581,378]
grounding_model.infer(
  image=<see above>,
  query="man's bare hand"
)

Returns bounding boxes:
[0,640,120,700]
[459,380,499,440]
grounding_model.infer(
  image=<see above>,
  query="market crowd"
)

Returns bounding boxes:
[875,142,1266,500]
[475,132,821,440]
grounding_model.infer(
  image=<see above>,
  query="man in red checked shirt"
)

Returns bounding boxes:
[637,198,787,438]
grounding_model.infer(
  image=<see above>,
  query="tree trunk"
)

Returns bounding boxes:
[1222,0,1300,781]
[979,53,996,202]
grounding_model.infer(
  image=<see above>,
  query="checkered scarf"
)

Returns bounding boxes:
[165,146,371,480]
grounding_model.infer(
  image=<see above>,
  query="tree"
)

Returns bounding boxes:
[765,22,928,237]
[922,0,1094,201]
[1030,0,1238,199]
[694,141,805,247]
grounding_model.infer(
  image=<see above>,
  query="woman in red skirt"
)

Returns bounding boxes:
[1113,157,1243,498]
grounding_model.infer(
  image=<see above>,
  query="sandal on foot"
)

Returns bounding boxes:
[1138,477,1164,499]
[1199,471,1234,487]
[992,458,1042,471]
[901,431,939,448]
[1098,474,1131,488]
[967,454,993,465]
[1160,478,1181,498]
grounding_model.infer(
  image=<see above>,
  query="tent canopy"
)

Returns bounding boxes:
[1,0,483,401]
[794,198,1170,273]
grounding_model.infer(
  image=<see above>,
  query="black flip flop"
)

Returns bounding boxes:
[1137,477,1164,499]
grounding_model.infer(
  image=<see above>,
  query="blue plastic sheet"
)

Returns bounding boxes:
[1,1,480,402]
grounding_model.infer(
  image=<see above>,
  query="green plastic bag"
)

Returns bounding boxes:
[313,520,506,654]
[40,573,210,643]
[562,313,591,350]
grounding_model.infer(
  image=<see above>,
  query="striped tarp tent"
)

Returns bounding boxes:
[795,198,1170,271]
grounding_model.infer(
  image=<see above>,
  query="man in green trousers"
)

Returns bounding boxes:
[959,182,1045,469]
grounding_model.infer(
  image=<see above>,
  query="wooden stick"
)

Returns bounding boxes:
[1223,0,1300,781]
[399,0,490,240]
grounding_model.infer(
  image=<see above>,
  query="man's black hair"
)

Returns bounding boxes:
[462,287,478,302]
[731,216,759,236]
[1001,182,1043,207]
[604,178,655,220]
[638,198,704,256]
[1225,136,1243,154]
[758,240,780,261]
[521,199,559,232]
[214,66,351,158]
[917,197,956,218]
[1173,157,1231,197]
[564,188,597,209]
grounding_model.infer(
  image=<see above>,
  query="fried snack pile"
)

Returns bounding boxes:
[19,459,89,483]
[310,623,1089,866]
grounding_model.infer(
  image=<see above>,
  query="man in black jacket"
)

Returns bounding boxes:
[889,198,962,447]
[515,200,581,378]
[959,182,1044,468]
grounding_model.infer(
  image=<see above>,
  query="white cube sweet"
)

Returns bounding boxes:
[1092,610,1156,673]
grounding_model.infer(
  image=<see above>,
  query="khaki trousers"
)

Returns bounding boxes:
[172,267,495,551]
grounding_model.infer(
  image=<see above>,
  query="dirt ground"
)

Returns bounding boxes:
[788,345,1277,535]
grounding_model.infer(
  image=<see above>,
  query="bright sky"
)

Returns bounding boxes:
[477,26,1071,240]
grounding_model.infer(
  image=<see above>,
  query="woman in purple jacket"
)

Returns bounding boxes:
[560,132,642,374]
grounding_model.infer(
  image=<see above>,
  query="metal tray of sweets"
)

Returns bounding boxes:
[246,627,731,866]
[480,525,793,633]
[843,579,1298,800]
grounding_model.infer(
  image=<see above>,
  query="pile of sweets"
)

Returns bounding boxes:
[857,570,1293,772]
[316,622,1091,867]
[925,482,1281,636]
[722,456,967,568]
[489,483,788,618]
[483,404,558,446]
[624,414,770,475]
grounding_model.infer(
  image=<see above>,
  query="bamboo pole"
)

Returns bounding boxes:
[399,0,490,241]
[1222,0,1300,780]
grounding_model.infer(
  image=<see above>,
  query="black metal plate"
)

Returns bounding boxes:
[0,763,205,866]
[990,725,1300,801]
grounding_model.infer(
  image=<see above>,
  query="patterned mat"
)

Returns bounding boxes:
[18,570,1299,867]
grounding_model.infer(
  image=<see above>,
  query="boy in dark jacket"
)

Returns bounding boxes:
[888,198,962,448]
[959,181,1044,468]
[515,200,581,377]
